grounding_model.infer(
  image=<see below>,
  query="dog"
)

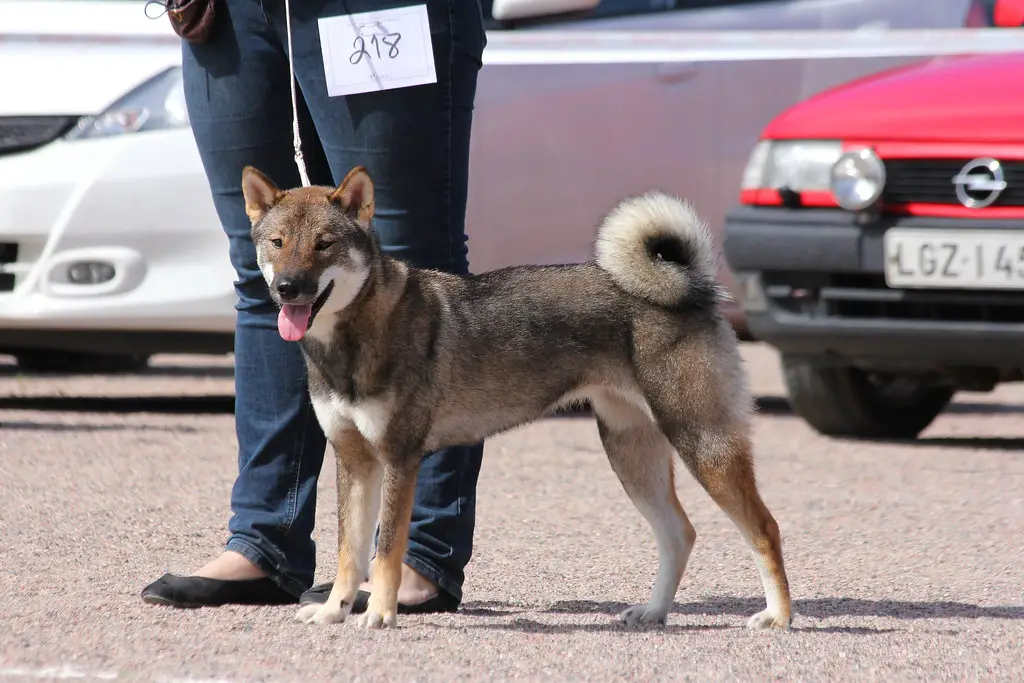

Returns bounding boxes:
[240,164,792,631]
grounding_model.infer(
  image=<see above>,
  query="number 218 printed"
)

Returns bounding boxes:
[350,32,402,64]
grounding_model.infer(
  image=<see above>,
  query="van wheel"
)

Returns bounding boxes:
[781,355,954,439]
[15,351,151,375]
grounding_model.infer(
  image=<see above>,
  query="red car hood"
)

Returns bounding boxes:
[763,53,1024,144]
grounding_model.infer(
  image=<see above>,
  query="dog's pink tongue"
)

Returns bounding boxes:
[278,304,312,341]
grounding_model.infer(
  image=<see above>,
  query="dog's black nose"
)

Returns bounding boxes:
[276,277,301,301]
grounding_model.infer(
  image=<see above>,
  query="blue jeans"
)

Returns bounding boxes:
[181,0,486,601]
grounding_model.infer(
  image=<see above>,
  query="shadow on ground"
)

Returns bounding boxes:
[0,395,235,415]
[755,395,1024,418]
[452,596,998,634]
[460,597,1023,622]
[910,436,1024,451]
[756,395,1024,451]
[462,619,899,635]
[0,419,201,432]
[0,364,233,379]
[844,433,1024,452]
[462,618,733,634]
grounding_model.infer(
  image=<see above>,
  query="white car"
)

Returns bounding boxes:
[0,0,1008,372]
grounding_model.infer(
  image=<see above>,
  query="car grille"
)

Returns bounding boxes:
[883,158,1024,207]
[763,272,1024,324]
[0,116,80,157]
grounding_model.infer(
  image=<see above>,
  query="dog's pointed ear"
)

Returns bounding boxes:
[331,166,375,226]
[242,166,284,224]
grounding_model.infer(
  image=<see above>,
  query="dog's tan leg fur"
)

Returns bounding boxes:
[683,433,792,630]
[296,429,381,626]
[357,462,418,629]
[591,390,697,627]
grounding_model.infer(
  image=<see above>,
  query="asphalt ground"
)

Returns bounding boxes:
[1,343,1022,682]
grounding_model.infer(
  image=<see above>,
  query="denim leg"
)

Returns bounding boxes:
[270,0,487,602]
[181,0,338,597]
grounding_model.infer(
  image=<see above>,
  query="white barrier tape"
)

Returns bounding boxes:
[2,20,1022,65]
[480,28,1024,65]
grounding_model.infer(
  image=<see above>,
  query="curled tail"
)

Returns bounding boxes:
[594,191,726,309]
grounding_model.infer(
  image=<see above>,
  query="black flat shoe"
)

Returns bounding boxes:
[299,582,459,614]
[141,573,298,608]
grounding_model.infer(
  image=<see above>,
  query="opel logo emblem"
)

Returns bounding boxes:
[952,158,1007,209]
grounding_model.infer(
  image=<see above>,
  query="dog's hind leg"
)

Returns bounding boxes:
[357,460,418,630]
[590,390,696,627]
[676,431,792,630]
[297,429,382,626]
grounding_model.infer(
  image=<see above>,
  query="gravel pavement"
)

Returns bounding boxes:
[1,343,1022,682]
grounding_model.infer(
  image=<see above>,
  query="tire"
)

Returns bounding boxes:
[15,351,151,375]
[781,355,954,440]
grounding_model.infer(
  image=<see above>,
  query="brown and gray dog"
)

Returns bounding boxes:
[241,164,792,631]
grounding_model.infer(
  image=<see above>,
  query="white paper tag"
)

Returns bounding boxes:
[318,4,437,98]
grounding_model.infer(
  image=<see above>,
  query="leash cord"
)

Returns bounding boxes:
[284,0,311,187]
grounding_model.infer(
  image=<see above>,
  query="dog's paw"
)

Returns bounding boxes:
[295,602,350,626]
[355,609,398,630]
[618,604,668,627]
[746,609,791,631]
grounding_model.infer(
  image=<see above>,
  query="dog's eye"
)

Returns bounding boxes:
[315,240,334,251]
[271,238,283,249]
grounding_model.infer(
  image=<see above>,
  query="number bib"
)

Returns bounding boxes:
[318,4,437,97]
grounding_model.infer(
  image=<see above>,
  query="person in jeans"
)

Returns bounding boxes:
[141,0,487,613]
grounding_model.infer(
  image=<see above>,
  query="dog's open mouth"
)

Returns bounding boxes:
[277,281,335,342]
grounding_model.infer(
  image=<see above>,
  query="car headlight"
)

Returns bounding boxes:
[741,140,843,193]
[64,67,188,141]
[829,147,886,210]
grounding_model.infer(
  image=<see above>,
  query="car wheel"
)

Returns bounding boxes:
[781,355,954,439]
[15,351,151,375]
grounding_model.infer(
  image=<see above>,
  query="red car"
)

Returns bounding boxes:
[723,36,1024,440]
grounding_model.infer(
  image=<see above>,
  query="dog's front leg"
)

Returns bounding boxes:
[297,429,382,626]
[357,460,418,629]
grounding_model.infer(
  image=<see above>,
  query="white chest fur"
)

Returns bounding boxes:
[309,389,392,446]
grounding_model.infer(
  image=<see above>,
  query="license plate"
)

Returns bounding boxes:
[883,228,1024,290]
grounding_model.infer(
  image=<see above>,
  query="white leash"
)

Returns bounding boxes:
[283,0,311,187]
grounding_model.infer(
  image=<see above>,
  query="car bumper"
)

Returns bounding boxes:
[723,205,1024,371]
[0,129,237,352]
